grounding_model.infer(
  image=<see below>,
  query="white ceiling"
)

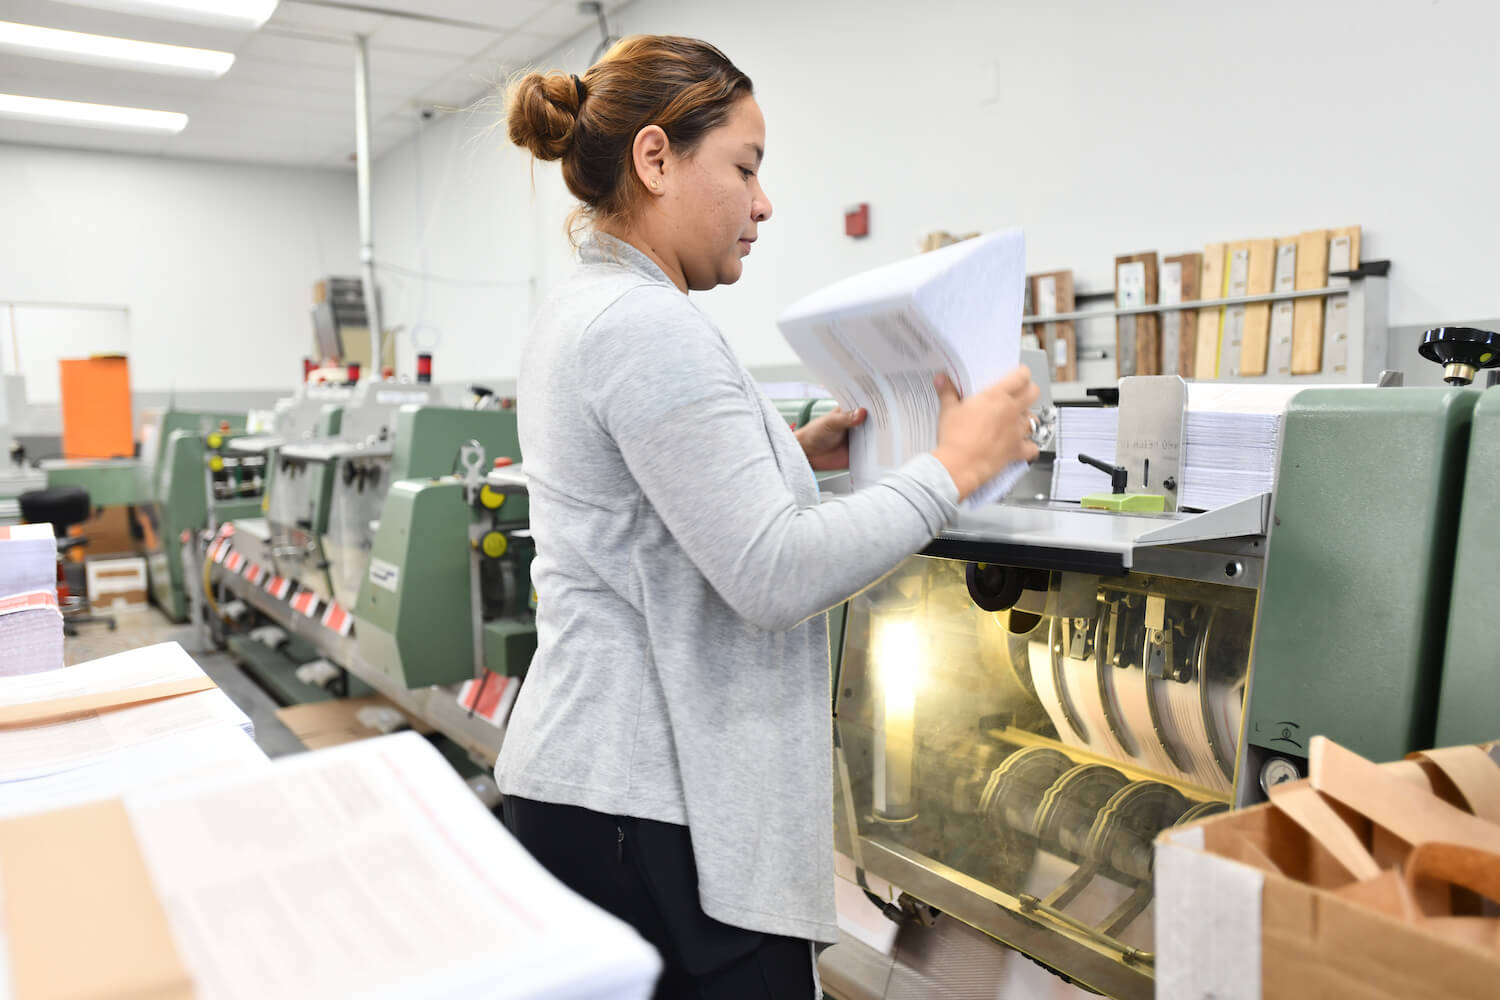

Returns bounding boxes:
[0,0,630,167]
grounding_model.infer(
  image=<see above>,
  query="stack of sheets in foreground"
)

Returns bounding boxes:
[0,642,267,820]
[0,523,64,676]
[0,731,663,1000]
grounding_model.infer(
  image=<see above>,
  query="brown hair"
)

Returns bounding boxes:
[507,35,753,230]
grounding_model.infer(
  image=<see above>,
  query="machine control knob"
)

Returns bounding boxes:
[480,531,509,558]
[1418,327,1500,386]
[966,562,1025,612]
[478,484,507,510]
[207,431,224,449]
[1259,756,1301,795]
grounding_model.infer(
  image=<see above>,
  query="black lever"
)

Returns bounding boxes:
[1078,453,1128,494]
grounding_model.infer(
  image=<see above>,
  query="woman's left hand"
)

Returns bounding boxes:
[795,407,867,471]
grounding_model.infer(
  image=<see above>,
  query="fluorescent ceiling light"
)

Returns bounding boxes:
[51,0,278,32]
[0,93,187,133]
[0,20,234,77]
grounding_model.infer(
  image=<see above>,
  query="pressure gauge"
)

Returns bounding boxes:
[1259,756,1301,795]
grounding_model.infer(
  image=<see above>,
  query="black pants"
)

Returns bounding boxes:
[501,796,814,999]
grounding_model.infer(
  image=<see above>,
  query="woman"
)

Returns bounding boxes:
[496,35,1040,998]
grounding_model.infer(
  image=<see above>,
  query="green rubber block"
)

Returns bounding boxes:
[1080,492,1165,512]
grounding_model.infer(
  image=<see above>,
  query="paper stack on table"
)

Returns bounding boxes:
[778,228,1029,506]
[0,731,663,1000]
[0,523,63,677]
[0,642,267,820]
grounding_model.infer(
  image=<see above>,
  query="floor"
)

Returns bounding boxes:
[65,604,307,758]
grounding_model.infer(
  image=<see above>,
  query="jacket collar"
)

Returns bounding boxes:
[580,231,676,288]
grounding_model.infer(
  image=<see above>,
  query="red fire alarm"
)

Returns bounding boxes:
[844,203,870,239]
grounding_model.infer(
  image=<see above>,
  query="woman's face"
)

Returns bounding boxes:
[660,96,773,291]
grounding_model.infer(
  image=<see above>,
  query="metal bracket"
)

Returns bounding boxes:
[457,440,486,505]
[1117,261,1147,376]
[1115,375,1186,511]
[1220,248,1250,375]
[1159,260,1182,376]
[1325,235,1354,373]
[1267,242,1297,375]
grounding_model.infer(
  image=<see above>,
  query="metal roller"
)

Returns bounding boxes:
[1032,763,1129,860]
[1083,780,1190,883]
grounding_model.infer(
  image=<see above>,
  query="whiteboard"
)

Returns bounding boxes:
[0,303,132,405]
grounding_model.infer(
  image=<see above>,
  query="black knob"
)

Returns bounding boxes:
[1418,327,1500,386]
[967,562,1026,613]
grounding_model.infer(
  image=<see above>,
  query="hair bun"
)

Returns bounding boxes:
[506,71,581,161]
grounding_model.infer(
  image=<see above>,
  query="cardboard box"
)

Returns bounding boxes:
[275,695,431,750]
[86,555,149,612]
[1157,738,1500,999]
[68,504,141,560]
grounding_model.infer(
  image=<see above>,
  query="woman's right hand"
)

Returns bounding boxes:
[931,367,1041,501]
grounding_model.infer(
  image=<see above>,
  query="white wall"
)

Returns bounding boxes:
[378,0,1500,379]
[0,143,358,397]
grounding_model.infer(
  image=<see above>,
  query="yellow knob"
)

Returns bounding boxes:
[481,531,508,558]
[207,431,223,449]
[479,484,506,509]
[208,455,224,472]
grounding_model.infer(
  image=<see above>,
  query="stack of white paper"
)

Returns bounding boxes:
[123,732,661,999]
[0,642,265,819]
[1050,406,1120,502]
[777,229,1029,506]
[0,522,63,676]
[1050,385,1325,511]
[1176,384,1304,512]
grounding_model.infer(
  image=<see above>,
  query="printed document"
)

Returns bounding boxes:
[777,228,1028,505]
[124,732,662,999]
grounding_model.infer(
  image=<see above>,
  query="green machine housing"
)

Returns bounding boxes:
[1236,386,1478,800]
[141,409,259,621]
[1433,385,1500,747]
[354,406,536,689]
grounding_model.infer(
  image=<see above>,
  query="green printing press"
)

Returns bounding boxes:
[354,406,536,690]
[820,337,1500,999]
[202,390,537,766]
[142,383,355,622]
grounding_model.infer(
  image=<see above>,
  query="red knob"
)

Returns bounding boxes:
[493,457,513,468]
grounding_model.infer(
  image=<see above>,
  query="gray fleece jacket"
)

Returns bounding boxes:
[494,233,959,943]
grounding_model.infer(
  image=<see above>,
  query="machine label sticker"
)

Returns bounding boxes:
[369,558,400,593]
[290,589,320,618]
[375,390,430,406]
[321,601,354,636]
